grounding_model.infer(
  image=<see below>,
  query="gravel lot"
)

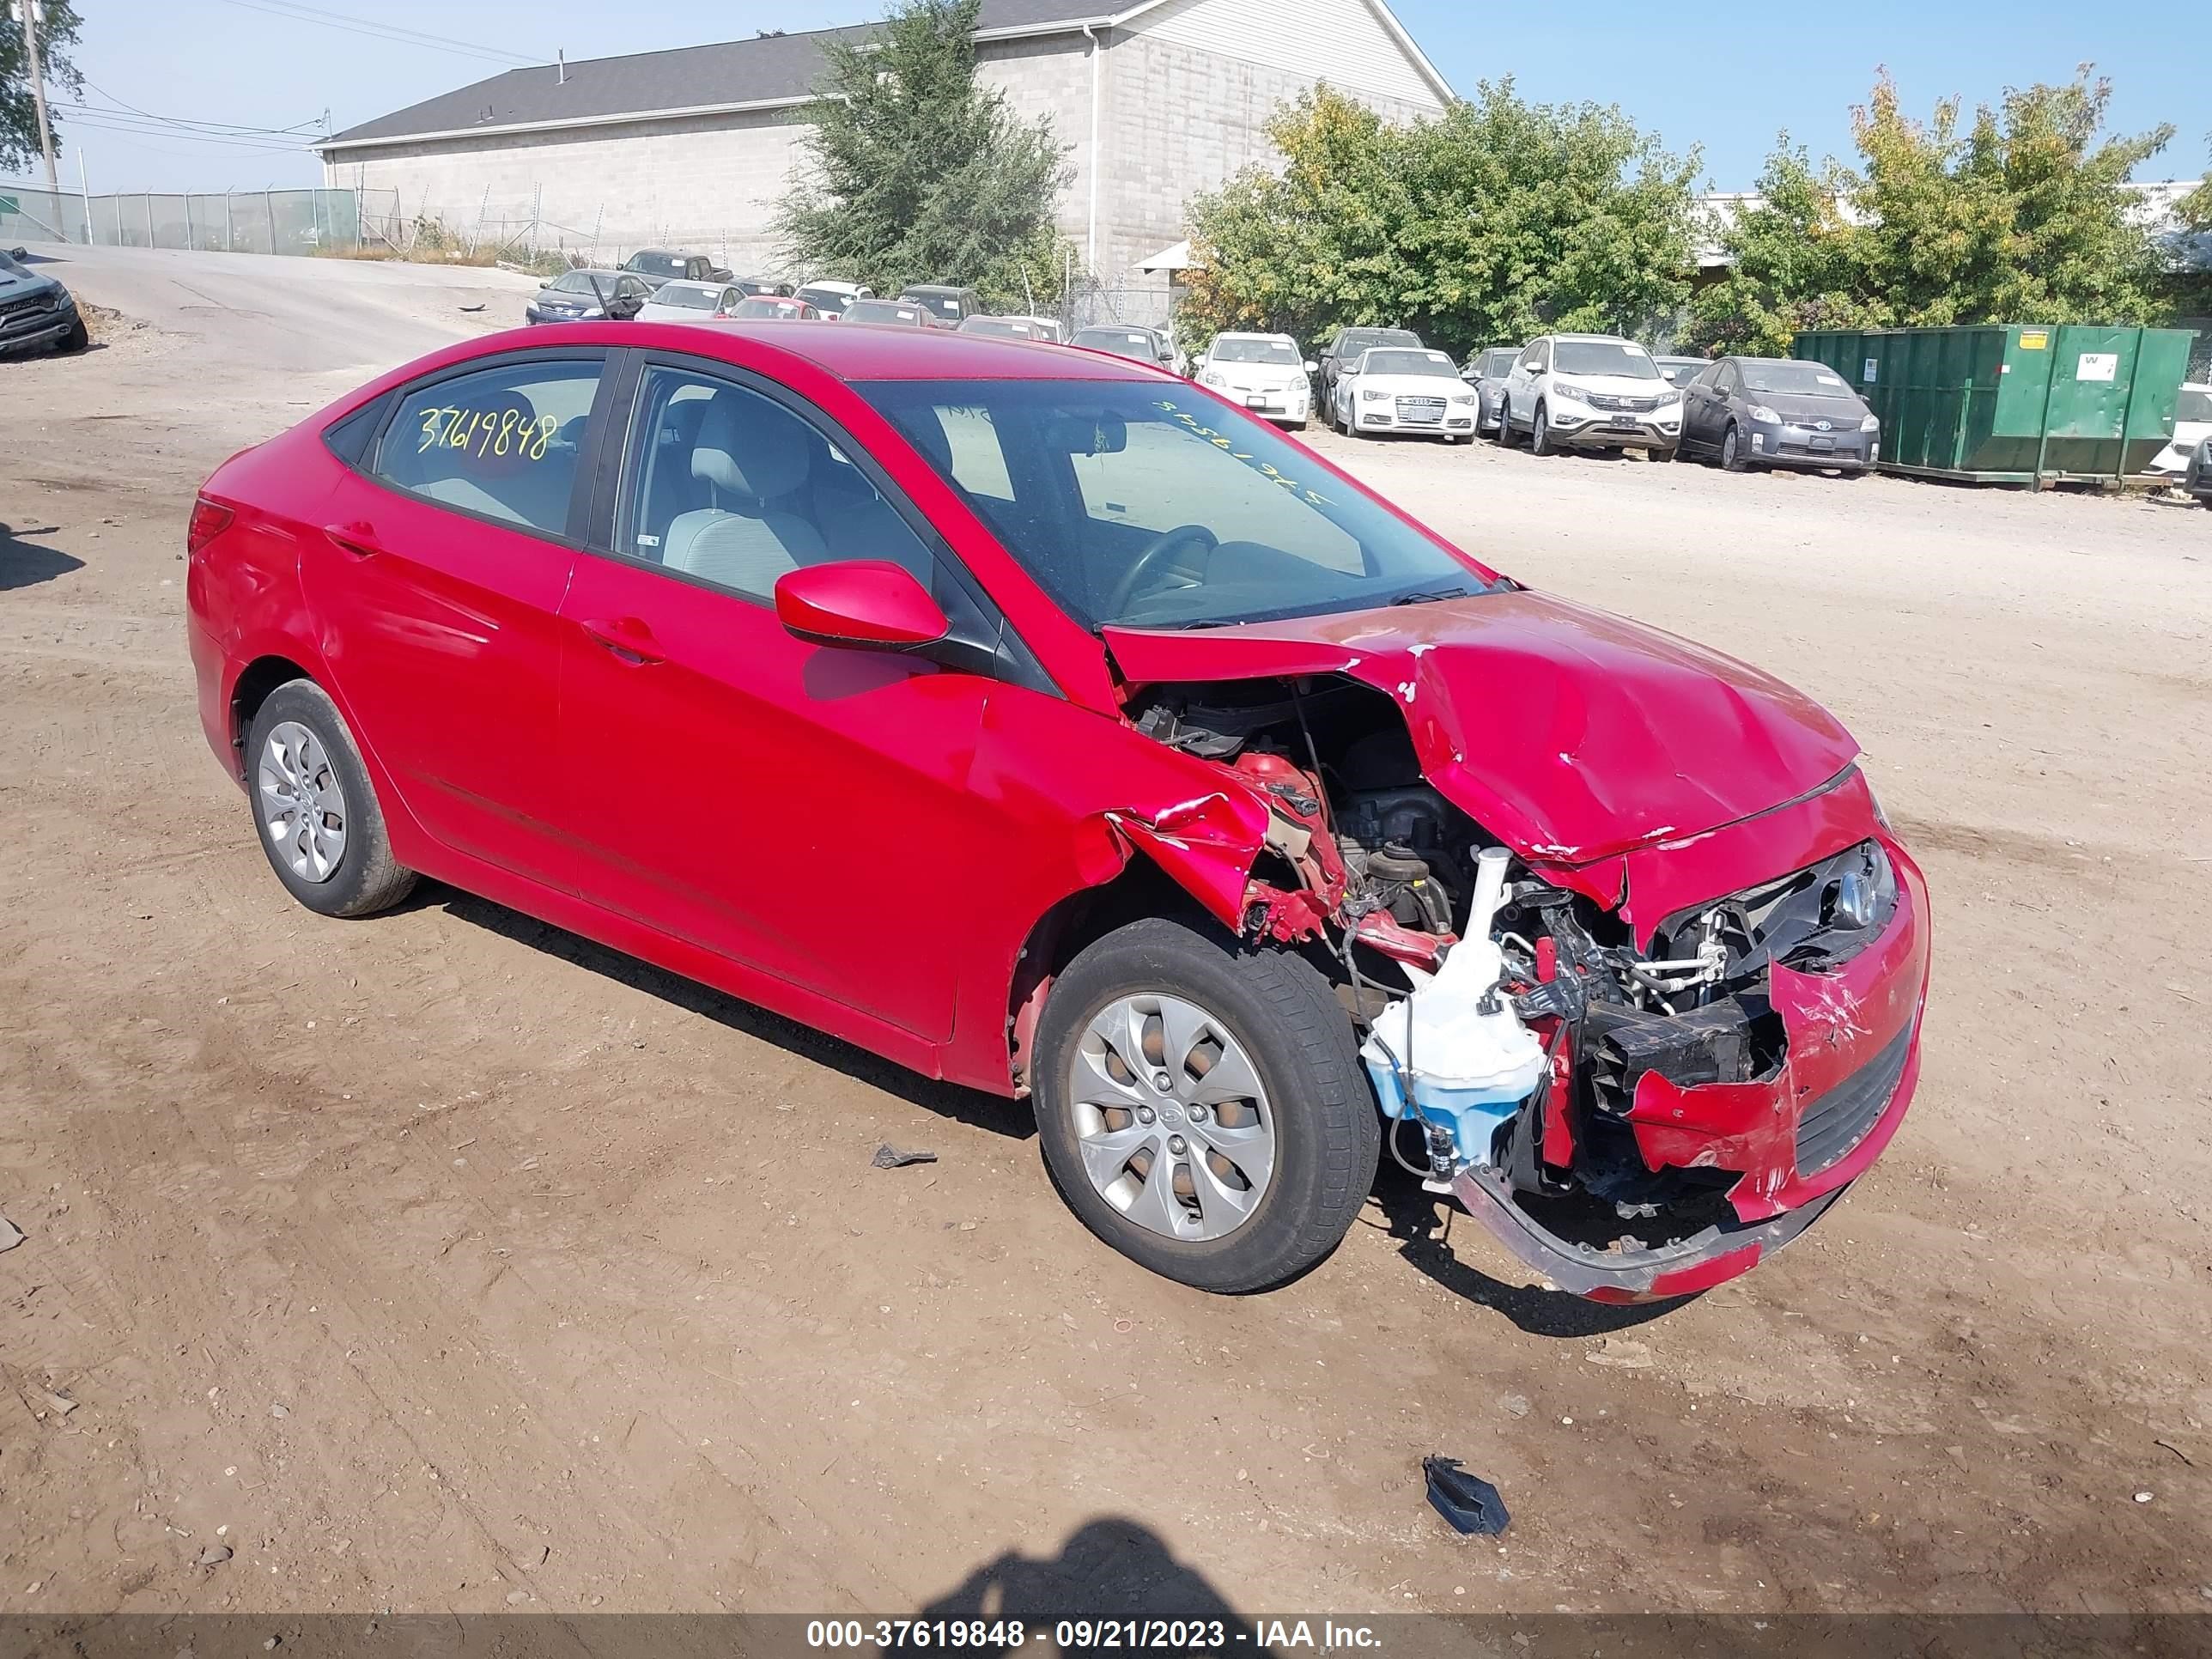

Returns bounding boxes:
[4,246,2210,1620]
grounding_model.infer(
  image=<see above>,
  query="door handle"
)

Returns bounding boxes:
[580,617,666,665]
[324,522,383,559]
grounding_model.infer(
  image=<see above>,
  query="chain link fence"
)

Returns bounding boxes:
[1,181,403,257]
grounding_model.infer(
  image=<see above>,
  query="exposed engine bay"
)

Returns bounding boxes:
[1127,673,1906,1256]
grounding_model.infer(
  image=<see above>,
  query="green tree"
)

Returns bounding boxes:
[775,0,1071,308]
[1180,81,1700,360]
[1685,145,1881,356]
[2,0,82,176]
[1689,67,2176,353]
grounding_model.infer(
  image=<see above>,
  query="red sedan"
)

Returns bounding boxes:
[728,295,820,321]
[186,321,1930,1299]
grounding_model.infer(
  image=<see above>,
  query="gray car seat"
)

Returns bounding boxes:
[661,392,826,592]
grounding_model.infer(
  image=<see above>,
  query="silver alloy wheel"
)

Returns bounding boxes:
[257,720,348,884]
[1068,992,1276,1242]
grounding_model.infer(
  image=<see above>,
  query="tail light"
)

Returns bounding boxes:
[187,496,234,556]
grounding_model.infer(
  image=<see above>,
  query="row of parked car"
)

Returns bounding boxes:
[520,249,1188,373]
[1277,322,1888,474]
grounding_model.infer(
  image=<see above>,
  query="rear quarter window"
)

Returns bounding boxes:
[371,357,605,538]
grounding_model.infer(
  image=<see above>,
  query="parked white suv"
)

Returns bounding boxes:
[1498,334,1682,459]
[1195,332,1316,428]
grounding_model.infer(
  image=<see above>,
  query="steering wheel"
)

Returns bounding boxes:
[1103,524,1219,617]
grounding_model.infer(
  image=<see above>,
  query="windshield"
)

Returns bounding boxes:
[732,297,798,318]
[1342,329,1419,354]
[1211,338,1300,366]
[0,250,24,277]
[550,271,611,295]
[2175,386,2212,423]
[627,252,682,276]
[961,318,1041,337]
[1742,359,1855,396]
[1362,349,1455,378]
[1553,339,1658,379]
[653,284,720,311]
[797,287,855,313]
[860,379,1497,631]
[849,301,924,325]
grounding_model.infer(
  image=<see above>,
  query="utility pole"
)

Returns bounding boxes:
[9,0,60,198]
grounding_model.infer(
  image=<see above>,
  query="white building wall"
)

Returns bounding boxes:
[322,0,1449,294]
[1126,0,1442,107]
[325,107,814,274]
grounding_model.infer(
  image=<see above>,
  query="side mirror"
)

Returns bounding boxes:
[775,561,949,651]
[5,246,26,260]
[1304,360,1320,374]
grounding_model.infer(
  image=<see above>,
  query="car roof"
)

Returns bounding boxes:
[655,279,725,294]
[1212,331,1295,343]
[902,283,975,295]
[1550,332,1639,343]
[605,319,1164,382]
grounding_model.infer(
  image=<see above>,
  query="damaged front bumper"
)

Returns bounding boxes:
[1455,837,1930,1301]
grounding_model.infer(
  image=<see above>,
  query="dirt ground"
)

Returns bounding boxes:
[4,246,2211,1620]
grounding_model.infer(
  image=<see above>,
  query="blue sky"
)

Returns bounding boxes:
[21,0,2210,197]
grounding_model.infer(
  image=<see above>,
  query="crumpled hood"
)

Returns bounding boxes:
[0,267,58,301]
[1103,589,1861,866]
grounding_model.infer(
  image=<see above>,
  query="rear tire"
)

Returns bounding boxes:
[244,680,417,919]
[1032,918,1379,1294]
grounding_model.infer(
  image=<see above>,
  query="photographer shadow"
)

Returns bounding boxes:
[919,1517,1246,1644]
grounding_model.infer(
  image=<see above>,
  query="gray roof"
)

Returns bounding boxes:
[326,1,1112,148]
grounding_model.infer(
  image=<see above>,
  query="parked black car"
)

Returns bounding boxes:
[2185,436,2212,508]
[525,269,649,324]
[1319,325,1423,409]
[1458,345,1519,435]
[899,284,985,325]
[0,245,88,356]
[1072,323,1179,373]
[621,249,730,291]
[1677,356,1880,474]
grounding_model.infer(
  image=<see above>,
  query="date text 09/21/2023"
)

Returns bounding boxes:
[804,1619,1384,1650]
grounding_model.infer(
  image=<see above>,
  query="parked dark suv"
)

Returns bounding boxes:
[0,245,88,356]
[621,249,732,291]
[1319,325,1423,410]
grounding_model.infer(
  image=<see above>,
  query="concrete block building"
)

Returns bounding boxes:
[319,0,1450,307]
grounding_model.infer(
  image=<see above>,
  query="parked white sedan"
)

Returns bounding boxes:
[1330,346,1480,442]
[1194,332,1316,428]
[635,279,746,323]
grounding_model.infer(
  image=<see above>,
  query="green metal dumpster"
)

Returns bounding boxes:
[1792,325,2192,484]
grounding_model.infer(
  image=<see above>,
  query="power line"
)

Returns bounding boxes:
[76,76,328,138]
[210,0,540,69]
[61,112,319,155]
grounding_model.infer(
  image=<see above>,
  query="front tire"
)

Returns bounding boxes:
[1493,400,1514,447]
[1032,918,1379,1294]
[244,679,417,918]
[1530,402,1556,456]
[58,314,89,353]
[1721,422,1749,472]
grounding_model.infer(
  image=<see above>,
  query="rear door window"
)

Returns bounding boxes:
[371,356,604,538]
